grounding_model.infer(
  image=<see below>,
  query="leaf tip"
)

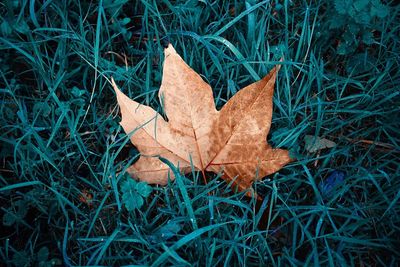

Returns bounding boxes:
[110,77,124,99]
[164,44,176,57]
[110,76,118,91]
[276,58,284,72]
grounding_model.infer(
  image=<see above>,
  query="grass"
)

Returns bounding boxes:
[1,0,400,266]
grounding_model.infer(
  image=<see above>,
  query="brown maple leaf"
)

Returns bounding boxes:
[111,44,292,197]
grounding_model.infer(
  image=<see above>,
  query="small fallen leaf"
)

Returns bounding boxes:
[304,135,336,153]
[78,189,93,206]
[112,44,292,197]
[319,170,345,197]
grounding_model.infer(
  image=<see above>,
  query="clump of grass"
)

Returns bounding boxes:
[1,1,399,266]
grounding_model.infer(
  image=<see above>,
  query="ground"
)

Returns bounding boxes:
[0,1,399,266]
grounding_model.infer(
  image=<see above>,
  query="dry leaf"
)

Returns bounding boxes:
[112,44,292,196]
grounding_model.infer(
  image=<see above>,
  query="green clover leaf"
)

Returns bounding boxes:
[121,178,152,211]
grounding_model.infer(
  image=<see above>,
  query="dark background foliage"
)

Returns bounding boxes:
[1,0,399,266]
